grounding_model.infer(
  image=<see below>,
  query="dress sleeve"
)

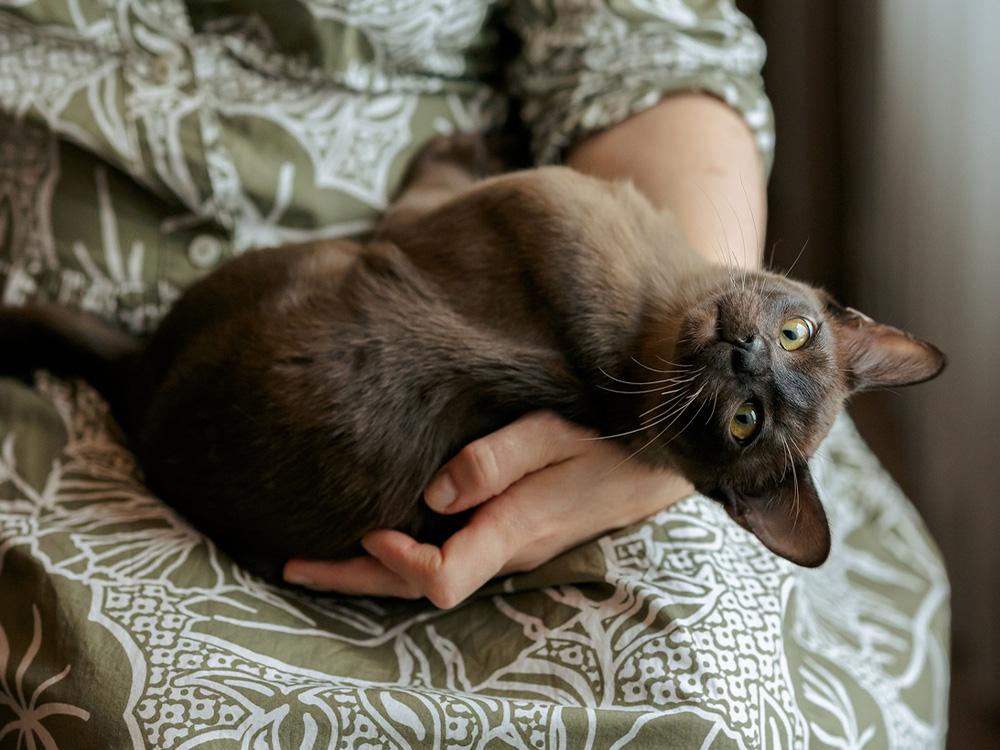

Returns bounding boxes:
[503,0,774,172]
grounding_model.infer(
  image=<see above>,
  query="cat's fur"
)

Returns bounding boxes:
[0,136,945,579]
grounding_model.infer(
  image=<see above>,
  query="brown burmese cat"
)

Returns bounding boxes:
[0,135,944,580]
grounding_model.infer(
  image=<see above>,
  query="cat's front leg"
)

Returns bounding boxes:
[376,133,505,237]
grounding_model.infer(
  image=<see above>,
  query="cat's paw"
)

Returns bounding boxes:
[410,133,503,181]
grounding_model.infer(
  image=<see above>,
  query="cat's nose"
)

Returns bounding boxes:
[730,334,768,375]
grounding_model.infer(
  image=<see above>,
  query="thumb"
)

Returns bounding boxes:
[425,411,595,514]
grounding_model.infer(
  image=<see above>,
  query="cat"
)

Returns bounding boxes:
[0,135,945,580]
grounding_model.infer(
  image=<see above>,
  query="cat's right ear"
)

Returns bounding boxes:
[821,294,946,391]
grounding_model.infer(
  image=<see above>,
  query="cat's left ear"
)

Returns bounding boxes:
[708,465,830,567]
[821,294,946,391]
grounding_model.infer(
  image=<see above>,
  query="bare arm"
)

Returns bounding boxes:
[568,93,765,269]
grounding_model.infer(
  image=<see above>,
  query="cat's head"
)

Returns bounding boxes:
[627,268,945,567]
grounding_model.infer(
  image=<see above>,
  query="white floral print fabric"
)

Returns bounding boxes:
[0,2,946,748]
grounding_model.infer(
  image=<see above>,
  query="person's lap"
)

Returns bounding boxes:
[0,373,948,748]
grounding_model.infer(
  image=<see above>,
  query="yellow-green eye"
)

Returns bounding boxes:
[779,317,816,351]
[729,402,760,442]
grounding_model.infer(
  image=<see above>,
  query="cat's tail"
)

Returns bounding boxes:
[0,303,141,411]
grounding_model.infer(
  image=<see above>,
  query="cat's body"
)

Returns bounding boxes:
[0,138,945,578]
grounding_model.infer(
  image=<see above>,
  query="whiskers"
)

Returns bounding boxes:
[780,434,807,530]
[630,355,683,375]
[695,175,770,304]
[597,366,700,389]
[696,182,744,296]
[592,360,705,441]
[603,385,711,476]
[589,358,718,475]
[596,358,701,393]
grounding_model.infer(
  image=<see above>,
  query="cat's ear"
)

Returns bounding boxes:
[822,295,946,391]
[709,466,831,567]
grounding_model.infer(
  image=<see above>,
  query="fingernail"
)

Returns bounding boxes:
[285,572,315,587]
[425,472,457,512]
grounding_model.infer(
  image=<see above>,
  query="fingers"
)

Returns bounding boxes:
[281,506,520,609]
[282,556,421,599]
[425,410,596,514]
[362,507,519,609]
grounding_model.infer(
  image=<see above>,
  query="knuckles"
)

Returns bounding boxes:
[532,410,597,441]
[457,440,501,492]
[407,546,466,609]
[398,583,424,600]
[424,579,465,610]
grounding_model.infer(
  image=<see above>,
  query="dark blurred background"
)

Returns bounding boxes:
[738,1,1000,746]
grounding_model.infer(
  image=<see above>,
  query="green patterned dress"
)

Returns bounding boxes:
[0,2,947,748]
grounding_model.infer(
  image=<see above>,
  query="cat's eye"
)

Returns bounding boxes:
[779,317,816,351]
[729,402,760,443]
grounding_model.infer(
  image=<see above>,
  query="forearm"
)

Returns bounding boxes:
[567,93,765,270]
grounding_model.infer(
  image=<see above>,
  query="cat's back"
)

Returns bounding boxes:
[147,240,360,357]
[128,237,465,568]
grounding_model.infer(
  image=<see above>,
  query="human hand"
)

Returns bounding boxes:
[283,411,694,608]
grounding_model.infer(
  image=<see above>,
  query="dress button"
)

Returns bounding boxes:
[188,234,223,269]
[151,54,172,84]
